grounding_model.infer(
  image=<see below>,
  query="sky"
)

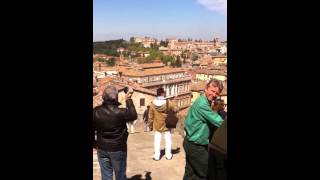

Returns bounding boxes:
[93,0,227,42]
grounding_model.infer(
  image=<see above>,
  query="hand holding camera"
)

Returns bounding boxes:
[125,87,134,100]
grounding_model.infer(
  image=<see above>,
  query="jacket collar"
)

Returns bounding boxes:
[103,100,121,106]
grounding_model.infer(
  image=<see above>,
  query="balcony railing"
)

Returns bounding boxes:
[142,76,192,88]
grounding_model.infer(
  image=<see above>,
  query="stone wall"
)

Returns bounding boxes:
[118,91,155,117]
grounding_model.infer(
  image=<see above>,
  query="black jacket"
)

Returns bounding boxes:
[93,99,137,152]
[210,117,227,158]
[218,110,227,120]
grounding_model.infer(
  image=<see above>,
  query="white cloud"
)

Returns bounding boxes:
[196,0,227,15]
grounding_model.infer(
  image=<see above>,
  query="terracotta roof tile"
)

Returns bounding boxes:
[139,63,165,69]
[195,69,227,76]
[191,81,207,91]
[122,67,186,77]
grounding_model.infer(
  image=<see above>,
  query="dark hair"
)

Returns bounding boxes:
[213,99,224,106]
[206,79,224,92]
[156,87,165,96]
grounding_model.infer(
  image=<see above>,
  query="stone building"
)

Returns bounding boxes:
[120,65,192,110]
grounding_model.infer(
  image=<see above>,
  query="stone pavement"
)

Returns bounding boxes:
[93,122,186,180]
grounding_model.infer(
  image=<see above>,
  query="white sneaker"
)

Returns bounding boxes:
[153,157,160,161]
[165,154,173,160]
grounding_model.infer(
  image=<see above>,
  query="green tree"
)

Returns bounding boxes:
[97,57,106,62]
[130,37,135,43]
[106,58,116,66]
[181,51,188,63]
[181,53,186,64]
[160,40,166,46]
[175,56,182,67]
[93,39,127,56]
[137,58,149,64]
[151,43,159,50]
[192,53,198,61]
[160,40,169,47]
[103,49,118,56]
[161,55,175,66]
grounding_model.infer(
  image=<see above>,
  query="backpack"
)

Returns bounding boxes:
[165,100,179,128]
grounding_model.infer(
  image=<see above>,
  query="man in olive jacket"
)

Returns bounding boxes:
[148,87,177,161]
[93,85,137,180]
[183,79,224,180]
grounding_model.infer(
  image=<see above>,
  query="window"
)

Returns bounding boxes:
[140,98,145,106]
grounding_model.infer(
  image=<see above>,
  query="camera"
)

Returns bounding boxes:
[120,86,134,94]
[119,86,129,94]
[123,87,129,94]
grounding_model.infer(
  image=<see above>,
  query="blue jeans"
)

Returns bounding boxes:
[97,149,127,180]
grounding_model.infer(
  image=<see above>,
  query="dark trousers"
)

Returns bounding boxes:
[208,146,227,180]
[183,138,208,180]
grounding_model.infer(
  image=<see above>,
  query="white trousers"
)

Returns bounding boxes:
[153,130,172,160]
[126,120,137,133]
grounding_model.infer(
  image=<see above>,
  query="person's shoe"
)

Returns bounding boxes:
[165,154,173,160]
[152,157,160,161]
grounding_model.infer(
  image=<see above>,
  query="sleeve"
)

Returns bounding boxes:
[148,105,154,130]
[123,99,138,122]
[198,104,224,127]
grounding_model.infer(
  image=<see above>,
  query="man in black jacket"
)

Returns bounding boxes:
[205,99,227,180]
[208,109,227,180]
[93,85,137,180]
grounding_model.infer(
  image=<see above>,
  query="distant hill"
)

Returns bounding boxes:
[93,39,181,67]
[93,39,128,56]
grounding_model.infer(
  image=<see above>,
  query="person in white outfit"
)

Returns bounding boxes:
[148,87,177,161]
[126,120,137,134]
